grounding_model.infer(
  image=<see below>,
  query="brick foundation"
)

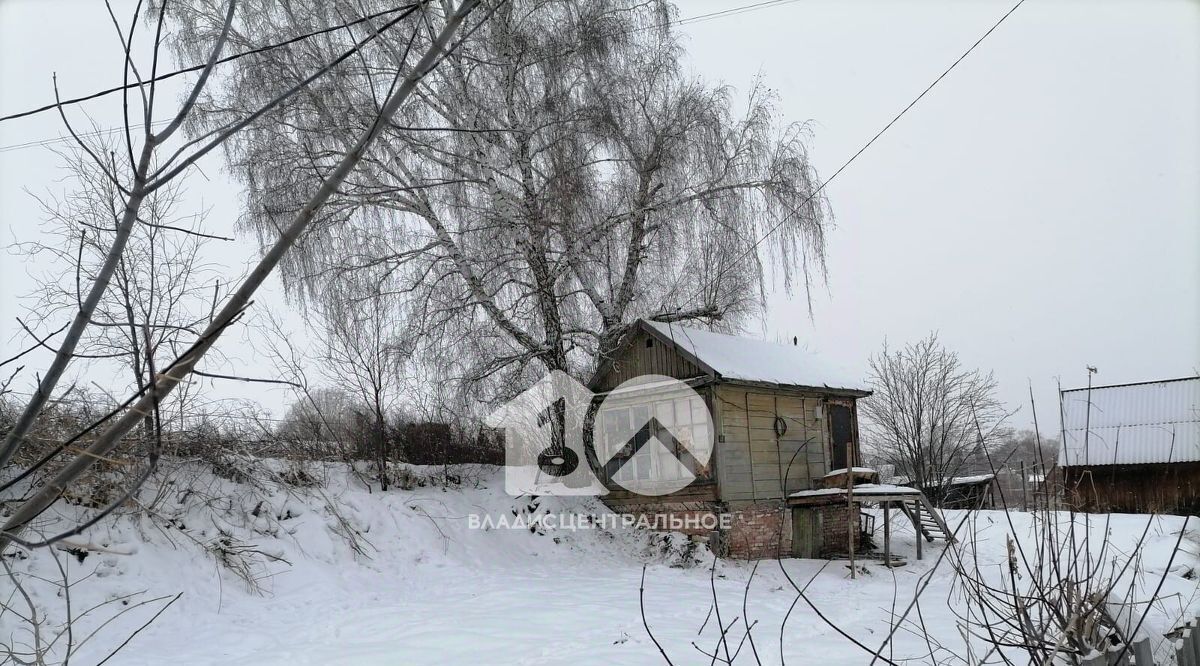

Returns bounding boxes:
[816,504,859,556]
[722,502,791,560]
[611,500,869,560]
[609,501,795,559]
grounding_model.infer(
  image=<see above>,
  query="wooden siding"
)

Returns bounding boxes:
[1062,462,1200,514]
[714,385,836,503]
[592,330,706,392]
[602,482,719,508]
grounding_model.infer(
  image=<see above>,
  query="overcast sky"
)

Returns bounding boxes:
[1,0,1197,429]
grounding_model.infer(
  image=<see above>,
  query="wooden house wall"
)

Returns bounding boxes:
[714,385,842,504]
[602,481,719,508]
[592,329,705,392]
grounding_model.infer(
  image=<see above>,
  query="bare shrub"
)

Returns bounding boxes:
[396,421,503,467]
[860,333,1010,507]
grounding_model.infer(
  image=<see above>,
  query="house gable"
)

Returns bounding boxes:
[590,325,712,393]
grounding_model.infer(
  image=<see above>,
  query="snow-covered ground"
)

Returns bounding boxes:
[4,462,1199,665]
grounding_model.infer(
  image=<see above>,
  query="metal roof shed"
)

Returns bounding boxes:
[1057,376,1200,514]
[1058,376,1200,467]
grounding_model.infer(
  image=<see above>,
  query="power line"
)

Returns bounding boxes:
[0,2,425,125]
[0,0,803,153]
[673,0,1027,311]
[673,0,800,27]
[0,120,170,155]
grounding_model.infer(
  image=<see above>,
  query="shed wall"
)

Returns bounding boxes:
[1063,462,1200,514]
[714,385,839,504]
[791,504,862,558]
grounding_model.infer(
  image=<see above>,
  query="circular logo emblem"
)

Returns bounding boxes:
[593,374,714,496]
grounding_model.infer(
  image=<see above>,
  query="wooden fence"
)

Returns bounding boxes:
[1165,618,1200,666]
[1085,616,1200,665]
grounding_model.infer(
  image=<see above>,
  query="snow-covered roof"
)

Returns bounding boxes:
[642,320,869,393]
[789,483,923,499]
[823,467,878,477]
[1058,377,1200,467]
[949,474,995,485]
[883,474,994,487]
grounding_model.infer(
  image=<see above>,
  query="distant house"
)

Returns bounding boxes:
[939,474,998,509]
[589,319,873,559]
[1058,376,1200,513]
[884,472,1000,509]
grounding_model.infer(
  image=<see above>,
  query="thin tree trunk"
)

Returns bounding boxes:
[0,176,150,470]
[0,0,241,470]
[0,1,480,549]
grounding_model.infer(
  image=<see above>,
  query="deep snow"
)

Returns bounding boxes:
[3,462,1198,665]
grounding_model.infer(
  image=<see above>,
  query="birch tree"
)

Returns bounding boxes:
[166,0,833,400]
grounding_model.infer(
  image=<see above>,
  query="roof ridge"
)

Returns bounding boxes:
[1061,376,1200,393]
[644,319,801,348]
[1063,419,1200,429]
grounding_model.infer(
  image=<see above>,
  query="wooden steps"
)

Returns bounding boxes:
[895,494,954,543]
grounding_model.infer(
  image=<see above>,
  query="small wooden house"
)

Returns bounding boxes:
[939,474,998,509]
[1059,376,1200,514]
[589,319,872,559]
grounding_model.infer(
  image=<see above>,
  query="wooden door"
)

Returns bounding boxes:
[829,404,853,471]
[791,508,820,558]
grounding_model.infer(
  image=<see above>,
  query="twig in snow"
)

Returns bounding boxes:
[640,565,675,665]
[94,592,183,666]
